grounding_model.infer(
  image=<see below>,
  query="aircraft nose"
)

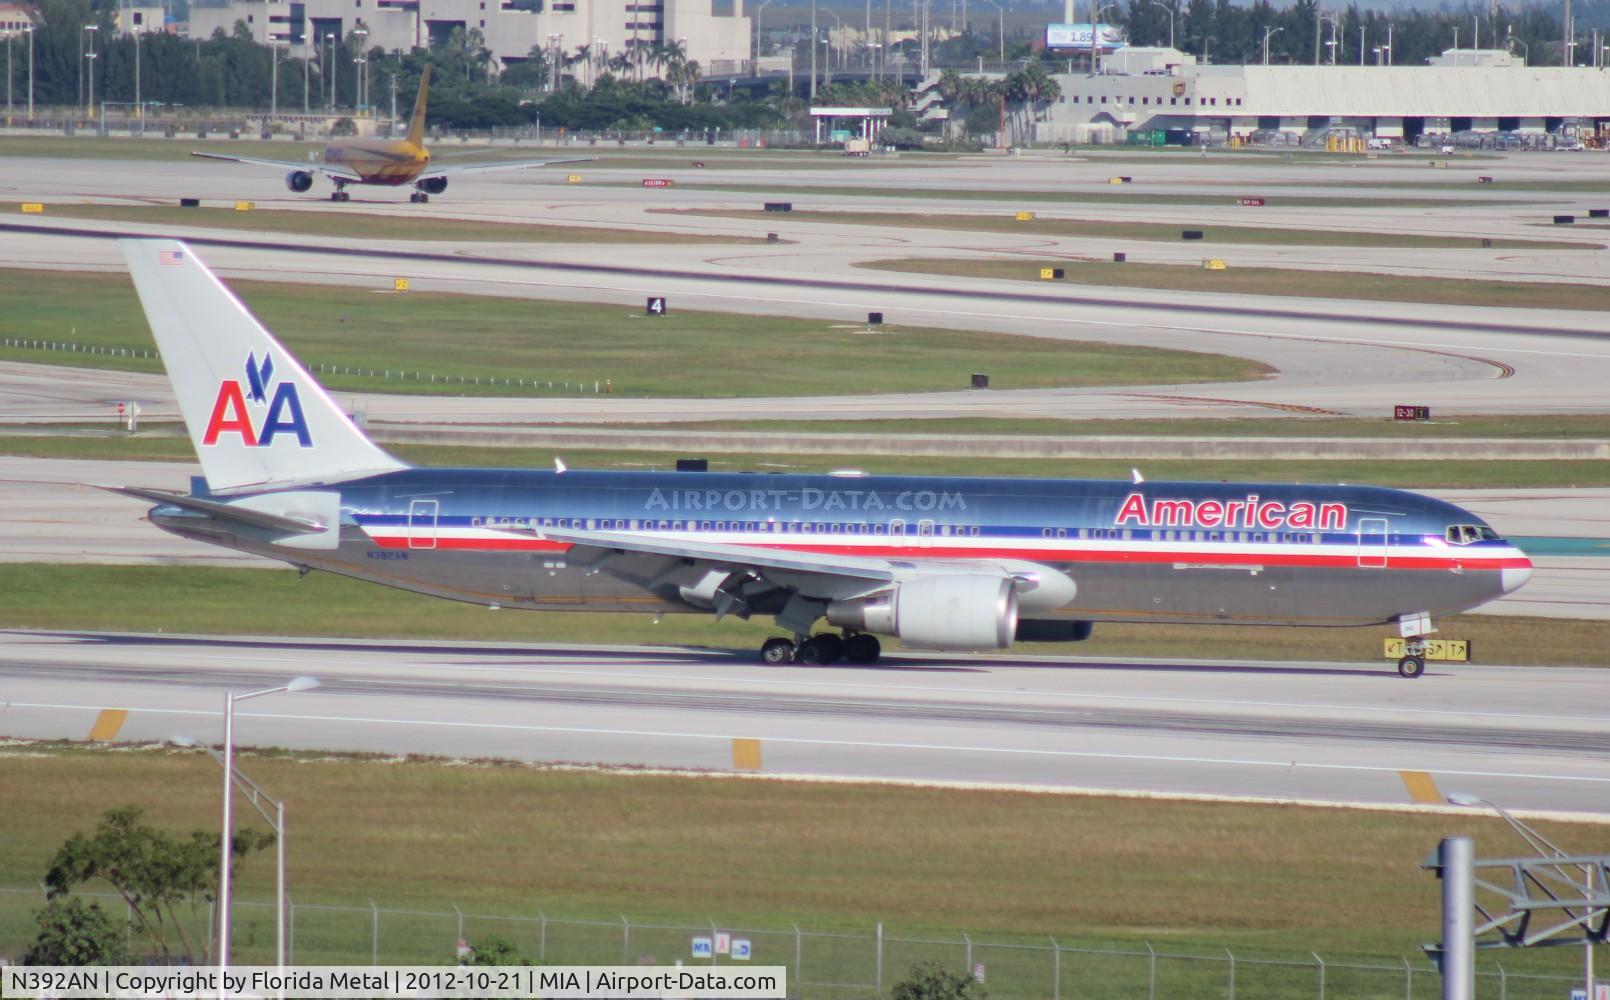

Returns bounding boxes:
[1501,553,1534,594]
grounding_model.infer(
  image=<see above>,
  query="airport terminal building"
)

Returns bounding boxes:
[1036,46,1610,144]
[187,0,752,79]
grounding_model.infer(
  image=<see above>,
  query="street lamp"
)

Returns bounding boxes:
[981,0,1004,62]
[1358,24,1365,66]
[216,677,319,977]
[823,9,842,77]
[133,28,142,134]
[326,33,337,110]
[24,23,33,123]
[1145,0,1175,50]
[752,0,774,77]
[1320,15,1337,64]
[174,736,290,974]
[352,27,368,114]
[1262,25,1281,65]
[84,25,99,117]
[1090,1,1116,75]
[1446,792,1599,999]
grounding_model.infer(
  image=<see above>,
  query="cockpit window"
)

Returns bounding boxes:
[1445,524,1498,545]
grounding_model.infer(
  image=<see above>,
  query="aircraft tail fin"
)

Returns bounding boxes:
[405,65,432,147]
[121,239,409,493]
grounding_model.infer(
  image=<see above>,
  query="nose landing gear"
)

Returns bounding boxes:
[1398,637,1427,678]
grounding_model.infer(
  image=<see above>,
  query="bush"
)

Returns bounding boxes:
[24,898,130,966]
[877,126,928,150]
[890,961,986,1000]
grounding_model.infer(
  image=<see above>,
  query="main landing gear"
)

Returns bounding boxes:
[409,190,431,203]
[760,632,881,666]
[330,183,351,202]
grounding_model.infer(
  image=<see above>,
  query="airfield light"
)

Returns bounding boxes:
[83,25,98,118]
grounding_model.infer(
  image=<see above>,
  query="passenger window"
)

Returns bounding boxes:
[1056,528,1066,538]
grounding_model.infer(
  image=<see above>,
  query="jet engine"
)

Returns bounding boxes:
[418,176,448,195]
[825,575,1018,651]
[285,170,314,193]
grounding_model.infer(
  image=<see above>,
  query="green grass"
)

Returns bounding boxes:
[665,209,1590,249]
[0,268,1266,396]
[597,414,1610,439]
[3,564,1607,666]
[859,256,1610,311]
[659,184,1535,211]
[5,201,768,244]
[0,743,1598,984]
[5,434,1609,487]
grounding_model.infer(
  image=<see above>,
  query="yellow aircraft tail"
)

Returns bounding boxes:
[405,65,432,147]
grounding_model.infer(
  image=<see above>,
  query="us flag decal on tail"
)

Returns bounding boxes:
[158,250,185,265]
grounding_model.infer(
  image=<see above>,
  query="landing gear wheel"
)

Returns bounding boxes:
[1398,655,1426,679]
[760,637,795,665]
[795,635,843,666]
[330,190,342,201]
[843,633,882,665]
[417,192,429,203]
[410,192,423,203]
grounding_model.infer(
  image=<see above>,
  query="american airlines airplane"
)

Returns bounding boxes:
[191,67,589,203]
[115,240,1533,678]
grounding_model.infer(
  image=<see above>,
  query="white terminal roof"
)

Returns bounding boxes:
[1211,65,1610,117]
[809,107,895,117]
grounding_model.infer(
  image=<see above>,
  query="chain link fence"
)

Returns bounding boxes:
[0,887,1584,998]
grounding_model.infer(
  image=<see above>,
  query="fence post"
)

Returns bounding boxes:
[288,896,295,966]
[370,899,379,965]
[875,922,883,996]
[1496,961,1506,1000]
[710,920,718,967]
[1146,942,1156,1000]
[539,909,547,962]
[1226,947,1236,1000]
[963,932,972,975]
[126,899,134,954]
[792,922,802,995]
[1313,951,1325,1000]
[1050,937,1060,1000]
[621,914,629,965]
[453,903,463,945]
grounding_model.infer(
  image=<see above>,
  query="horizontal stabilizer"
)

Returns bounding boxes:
[107,485,328,535]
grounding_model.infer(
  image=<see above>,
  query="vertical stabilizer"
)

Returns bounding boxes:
[121,239,409,493]
[405,65,432,147]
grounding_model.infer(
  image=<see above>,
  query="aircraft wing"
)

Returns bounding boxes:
[190,151,365,182]
[416,156,595,181]
[533,523,899,584]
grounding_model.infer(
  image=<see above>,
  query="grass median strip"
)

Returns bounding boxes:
[0,268,1263,396]
[6,435,1608,487]
[859,256,1610,311]
[0,742,1598,975]
[4,201,766,244]
[659,185,1534,211]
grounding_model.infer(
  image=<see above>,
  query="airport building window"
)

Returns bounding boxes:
[1184,98,1192,105]
[1170,97,1177,105]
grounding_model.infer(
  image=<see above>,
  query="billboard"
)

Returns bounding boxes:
[1045,23,1127,50]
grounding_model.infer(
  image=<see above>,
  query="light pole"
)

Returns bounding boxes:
[1358,24,1365,65]
[25,23,33,123]
[823,8,842,78]
[1262,25,1281,65]
[134,28,142,133]
[303,46,310,113]
[353,27,367,114]
[1447,792,1600,1000]
[982,0,1003,62]
[175,736,290,975]
[1320,14,1337,64]
[1384,22,1392,64]
[1146,0,1175,50]
[84,25,99,117]
[270,39,279,118]
[1090,1,1115,75]
[809,0,817,98]
[326,34,337,111]
[216,677,319,977]
[753,0,773,76]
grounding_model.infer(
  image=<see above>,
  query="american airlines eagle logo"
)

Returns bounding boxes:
[202,352,312,447]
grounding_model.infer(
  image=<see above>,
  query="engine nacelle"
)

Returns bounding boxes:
[1014,619,1094,643]
[418,176,448,195]
[285,170,314,193]
[827,575,1018,651]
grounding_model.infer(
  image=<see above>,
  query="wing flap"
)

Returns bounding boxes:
[532,524,898,582]
[190,151,364,181]
[417,156,596,180]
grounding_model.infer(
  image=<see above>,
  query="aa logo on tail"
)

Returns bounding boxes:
[203,352,312,447]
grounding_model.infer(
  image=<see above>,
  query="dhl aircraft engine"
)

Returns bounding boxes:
[827,576,1019,651]
[419,176,448,195]
[285,171,314,193]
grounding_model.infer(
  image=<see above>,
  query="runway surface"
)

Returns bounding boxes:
[2,630,1607,817]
